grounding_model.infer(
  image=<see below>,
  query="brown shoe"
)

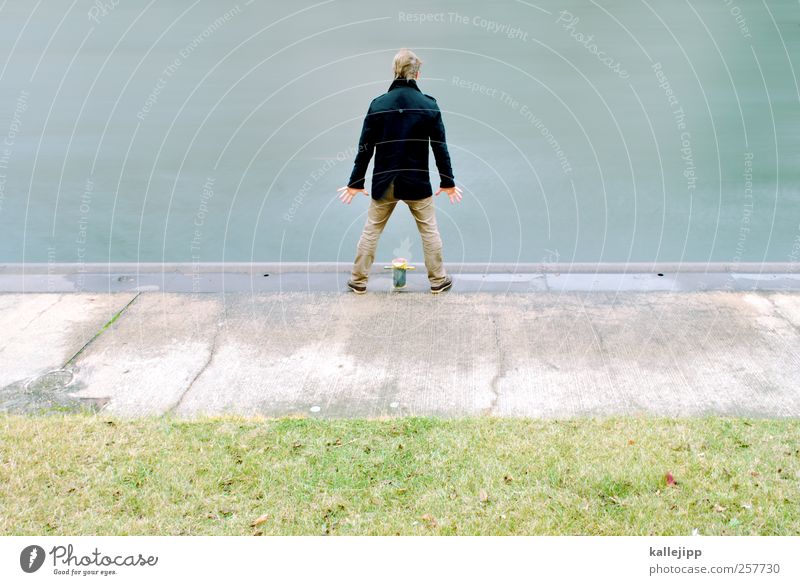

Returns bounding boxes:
[347,280,367,295]
[430,276,453,294]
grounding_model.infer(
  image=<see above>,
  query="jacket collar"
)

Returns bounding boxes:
[388,78,421,92]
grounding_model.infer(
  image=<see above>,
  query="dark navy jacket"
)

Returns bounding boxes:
[347,78,455,201]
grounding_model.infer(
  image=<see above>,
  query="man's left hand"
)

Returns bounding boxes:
[435,186,463,204]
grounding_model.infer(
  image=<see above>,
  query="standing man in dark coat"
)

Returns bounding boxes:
[338,48,462,294]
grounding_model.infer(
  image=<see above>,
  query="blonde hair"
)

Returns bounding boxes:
[392,48,422,80]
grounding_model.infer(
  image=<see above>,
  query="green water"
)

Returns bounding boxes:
[0,0,798,264]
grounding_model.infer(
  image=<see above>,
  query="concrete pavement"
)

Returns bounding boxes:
[2,276,800,418]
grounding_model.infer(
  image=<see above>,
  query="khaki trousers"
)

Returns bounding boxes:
[351,182,447,287]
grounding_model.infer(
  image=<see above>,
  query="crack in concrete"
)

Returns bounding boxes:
[166,322,222,416]
[483,312,508,415]
[63,293,141,367]
[20,293,64,331]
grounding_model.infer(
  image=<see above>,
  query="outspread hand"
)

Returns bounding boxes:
[434,185,463,204]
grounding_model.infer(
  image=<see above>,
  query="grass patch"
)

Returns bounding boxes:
[1,415,798,535]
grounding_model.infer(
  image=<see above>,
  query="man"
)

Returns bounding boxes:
[338,48,462,294]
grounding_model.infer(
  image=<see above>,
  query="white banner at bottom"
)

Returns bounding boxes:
[1,536,797,584]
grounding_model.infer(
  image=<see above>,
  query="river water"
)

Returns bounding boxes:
[0,0,798,264]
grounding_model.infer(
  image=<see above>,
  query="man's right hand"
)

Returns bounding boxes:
[435,186,463,204]
[337,186,370,204]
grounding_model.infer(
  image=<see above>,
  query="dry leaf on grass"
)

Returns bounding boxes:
[250,514,269,527]
[421,514,438,528]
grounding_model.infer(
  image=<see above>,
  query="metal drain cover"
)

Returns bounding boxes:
[25,369,74,393]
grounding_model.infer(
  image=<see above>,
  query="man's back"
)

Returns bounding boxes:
[339,48,461,295]
[347,78,455,201]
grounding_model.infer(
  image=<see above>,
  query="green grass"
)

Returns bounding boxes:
[1,415,798,535]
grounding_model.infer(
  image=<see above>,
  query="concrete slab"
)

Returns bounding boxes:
[3,290,800,419]
[48,291,800,418]
[0,293,137,388]
[174,293,499,418]
[491,292,800,417]
[67,294,221,416]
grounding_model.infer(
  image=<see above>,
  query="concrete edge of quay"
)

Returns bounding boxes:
[3,261,800,274]
[2,262,800,293]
